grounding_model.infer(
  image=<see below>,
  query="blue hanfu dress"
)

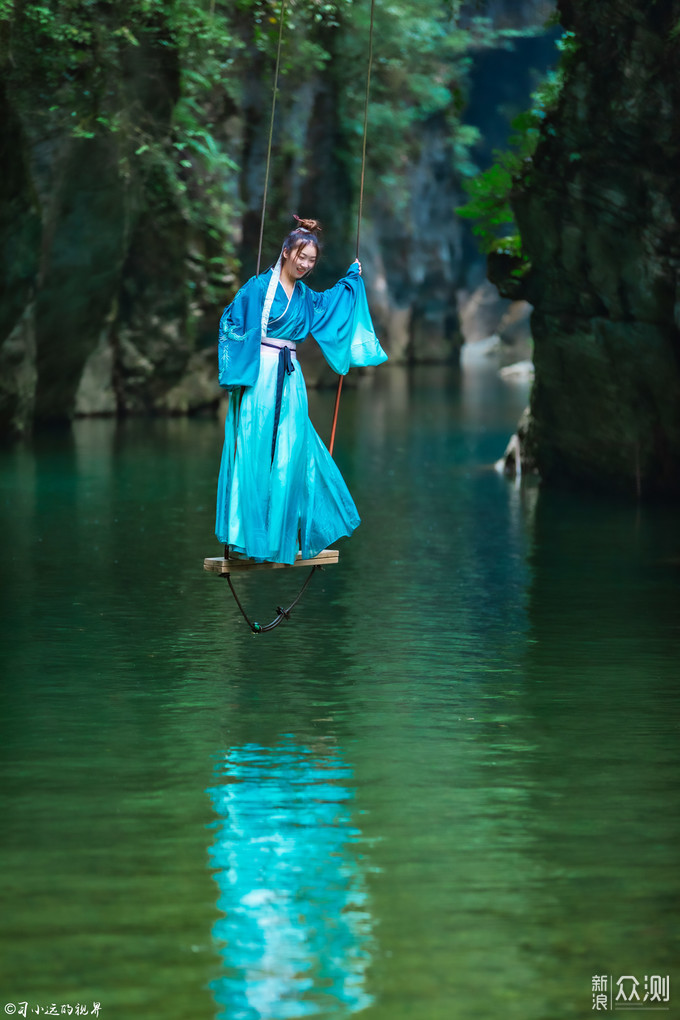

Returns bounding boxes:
[216,261,387,564]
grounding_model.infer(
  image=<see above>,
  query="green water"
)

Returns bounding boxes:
[1,365,678,1020]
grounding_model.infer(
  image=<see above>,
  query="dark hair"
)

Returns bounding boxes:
[282,215,323,257]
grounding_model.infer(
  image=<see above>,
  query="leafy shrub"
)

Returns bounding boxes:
[456,29,578,260]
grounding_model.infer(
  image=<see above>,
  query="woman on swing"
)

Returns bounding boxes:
[216,216,387,565]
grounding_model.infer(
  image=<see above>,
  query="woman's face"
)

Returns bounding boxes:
[284,242,318,278]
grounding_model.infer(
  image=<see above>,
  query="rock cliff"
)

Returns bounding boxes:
[498,0,680,497]
[0,13,191,436]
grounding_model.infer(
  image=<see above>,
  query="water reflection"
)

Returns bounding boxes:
[518,488,680,986]
[207,741,374,1019]
[306,365,537,685]
[3,369,678,1018]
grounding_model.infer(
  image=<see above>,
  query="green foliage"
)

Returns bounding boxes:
[324,0,555,216]
[2,0,558,312]
[456,28,578,258]
[243,0,354,67]
[330,0,478,210]
[457,158,520,255]
[456,104,541,255]
[1,0,359,254]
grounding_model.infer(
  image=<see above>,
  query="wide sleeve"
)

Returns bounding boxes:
[218,275,266,389]
[308,262,388,376]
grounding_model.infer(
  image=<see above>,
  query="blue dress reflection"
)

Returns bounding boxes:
[207,741,374,1019]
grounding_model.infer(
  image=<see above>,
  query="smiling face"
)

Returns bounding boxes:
[283,241,318,278]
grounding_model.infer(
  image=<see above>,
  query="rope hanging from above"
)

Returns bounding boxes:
[223,0,376,633]
[256,0,287,277]
[329,0,375,457]
[355,0,375,261]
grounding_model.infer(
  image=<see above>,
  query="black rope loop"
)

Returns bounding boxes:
[224,566,319,634]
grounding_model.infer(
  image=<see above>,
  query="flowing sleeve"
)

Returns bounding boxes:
[218,274,267,389]
[308,262,388,375]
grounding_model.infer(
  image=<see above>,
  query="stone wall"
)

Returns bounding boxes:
[499,0,680,497]
[0,27,189,437]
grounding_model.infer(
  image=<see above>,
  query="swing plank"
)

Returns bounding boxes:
[204,549,339,574]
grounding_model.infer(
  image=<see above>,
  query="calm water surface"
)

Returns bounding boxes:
[1,365,678,1020]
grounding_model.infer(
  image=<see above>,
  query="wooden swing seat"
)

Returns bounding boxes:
[204,548,339,575]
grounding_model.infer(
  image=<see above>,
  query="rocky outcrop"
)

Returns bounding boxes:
[0,78,41,437]
[0,20,195,436]
[363,113,465,365]
[496,0,680,497]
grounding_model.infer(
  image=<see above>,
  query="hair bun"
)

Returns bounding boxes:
[293,214,322,234]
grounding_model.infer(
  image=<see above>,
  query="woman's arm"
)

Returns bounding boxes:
[308,263,387,374]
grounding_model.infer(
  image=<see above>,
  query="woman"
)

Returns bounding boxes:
[216,217,387,565]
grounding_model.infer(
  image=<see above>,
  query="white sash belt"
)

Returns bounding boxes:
[261,337,297,356]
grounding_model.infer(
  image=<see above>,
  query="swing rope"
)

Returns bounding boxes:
[256,0,287,277]
[329,0,375,457]
[356,0,375,261]
[225,0,375,633]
